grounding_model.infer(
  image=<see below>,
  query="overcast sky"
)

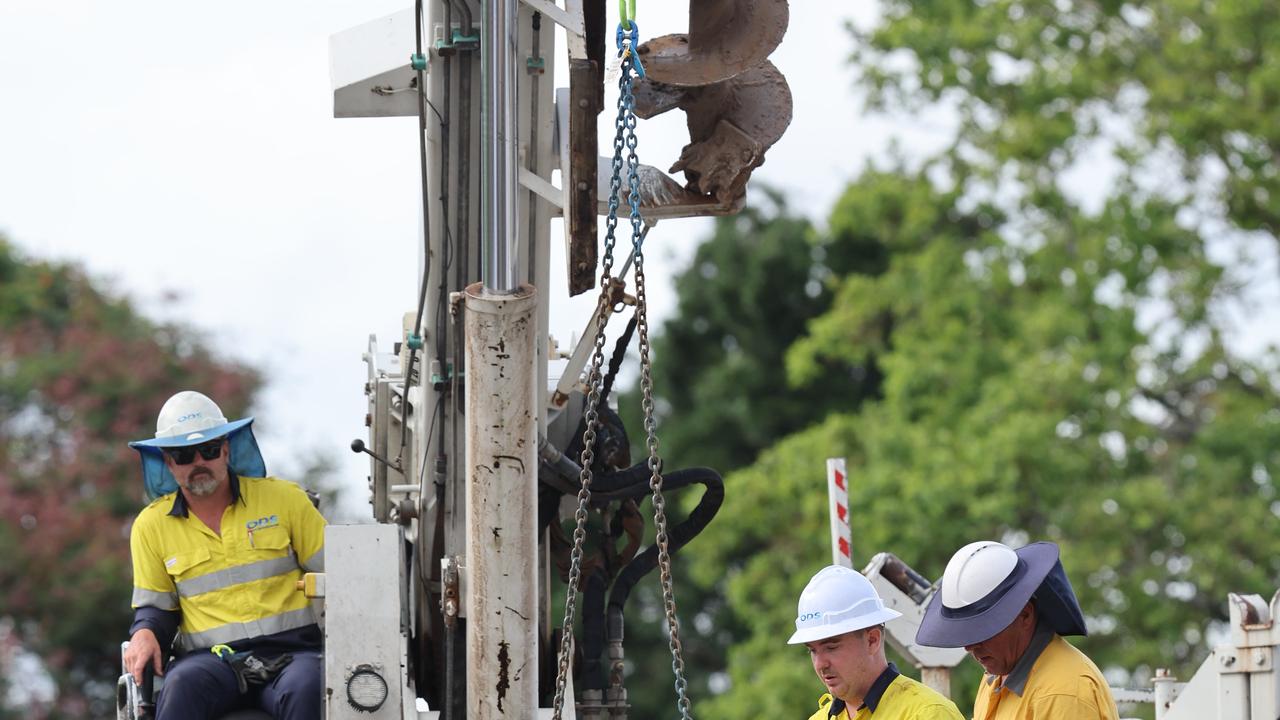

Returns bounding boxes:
[0,2,939,512]
[2,2,1274,515]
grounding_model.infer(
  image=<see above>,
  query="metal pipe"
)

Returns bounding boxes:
[463,282,539,718]
[440,0,452,210]
[447,0,474,282]
[482,0,519,291]
[453,0,473,278]
[436,0,457,560]
[527,11,542,286]
[454,0,473,421]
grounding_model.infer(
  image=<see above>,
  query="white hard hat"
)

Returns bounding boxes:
[128,390,264,500]
[149,391,247,445]
[916,540,1083,648]
[787,565,902,644]
[939,541,1019,609]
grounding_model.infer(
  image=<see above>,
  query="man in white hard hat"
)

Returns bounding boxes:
[122,391,327,720]
[790,565,964,719]
[915,541,1118,720]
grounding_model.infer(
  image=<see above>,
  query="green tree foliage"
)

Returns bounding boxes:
[613,191,896,718]
[694,165,1279,716]
[853,0,1279,242]
[627,190,886,476]
[0,238,260,718]
[624,3,1280,718]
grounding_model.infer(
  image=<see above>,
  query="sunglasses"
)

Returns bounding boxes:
[164,440,225,465]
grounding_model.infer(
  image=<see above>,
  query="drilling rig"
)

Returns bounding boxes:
[324,1,791,717]
[110,4,1280,719]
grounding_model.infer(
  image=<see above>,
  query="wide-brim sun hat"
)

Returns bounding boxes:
[787,565,903,645]
[915,540,1087,648]
[128,390,265,499]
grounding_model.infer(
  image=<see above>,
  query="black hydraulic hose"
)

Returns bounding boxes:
[537,464,724,682]
[570,456,703,500]
[564,466,725,690]
[599,313,638,405]
[580,569,609,690]
[538,454,698,526]
[604,467,724,641]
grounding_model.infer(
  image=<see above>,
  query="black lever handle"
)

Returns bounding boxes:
[350,439,401,470]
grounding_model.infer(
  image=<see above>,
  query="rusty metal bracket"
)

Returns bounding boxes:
[441,556,462,629]
[562,0,606,296]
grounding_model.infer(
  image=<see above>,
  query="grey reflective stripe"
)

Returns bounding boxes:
[132,587,179,610]
[175,551,299,598]
[301,548,324,573]
[179,606,317,651]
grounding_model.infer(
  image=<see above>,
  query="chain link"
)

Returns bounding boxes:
[626,86,693,720]
[549,33,630,720]
[552,27,693,720]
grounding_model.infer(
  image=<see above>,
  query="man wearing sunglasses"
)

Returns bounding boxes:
[124,390,327,720]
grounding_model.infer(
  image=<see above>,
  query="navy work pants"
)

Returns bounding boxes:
[155,649,322,720]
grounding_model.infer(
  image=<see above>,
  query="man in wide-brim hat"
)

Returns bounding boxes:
[915,541,1119,720]
[124,390,326,720]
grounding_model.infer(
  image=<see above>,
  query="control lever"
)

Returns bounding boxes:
[350,438,402,471]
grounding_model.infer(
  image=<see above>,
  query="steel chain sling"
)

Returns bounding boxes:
[551,17,694,720]
[548,19,628,719]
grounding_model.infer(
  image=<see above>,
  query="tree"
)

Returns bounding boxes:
[852,0,1279,254]
[656,2,1280,717]
[611,190,896,718]
[0,238,260,718]
[623,189,887,476]
[843,0,1280,693]
[693,160,1280,716]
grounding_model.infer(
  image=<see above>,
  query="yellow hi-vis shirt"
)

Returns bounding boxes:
[972,627,1119,720]
[130,476,326,652]
[807,671,964,720]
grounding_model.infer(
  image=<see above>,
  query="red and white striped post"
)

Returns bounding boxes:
[826,458,852,568]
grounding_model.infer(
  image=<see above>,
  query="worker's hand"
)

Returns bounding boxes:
[125,628,164,686]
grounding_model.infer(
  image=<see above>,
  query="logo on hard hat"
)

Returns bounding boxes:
[178,412,203,423]
[798,611,822,623]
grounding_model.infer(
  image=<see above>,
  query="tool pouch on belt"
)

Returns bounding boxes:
[212,646,293,694]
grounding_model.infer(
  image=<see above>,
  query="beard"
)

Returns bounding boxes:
[185,471,221,498]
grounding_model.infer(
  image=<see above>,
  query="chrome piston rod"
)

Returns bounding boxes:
[482,0,519,292]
